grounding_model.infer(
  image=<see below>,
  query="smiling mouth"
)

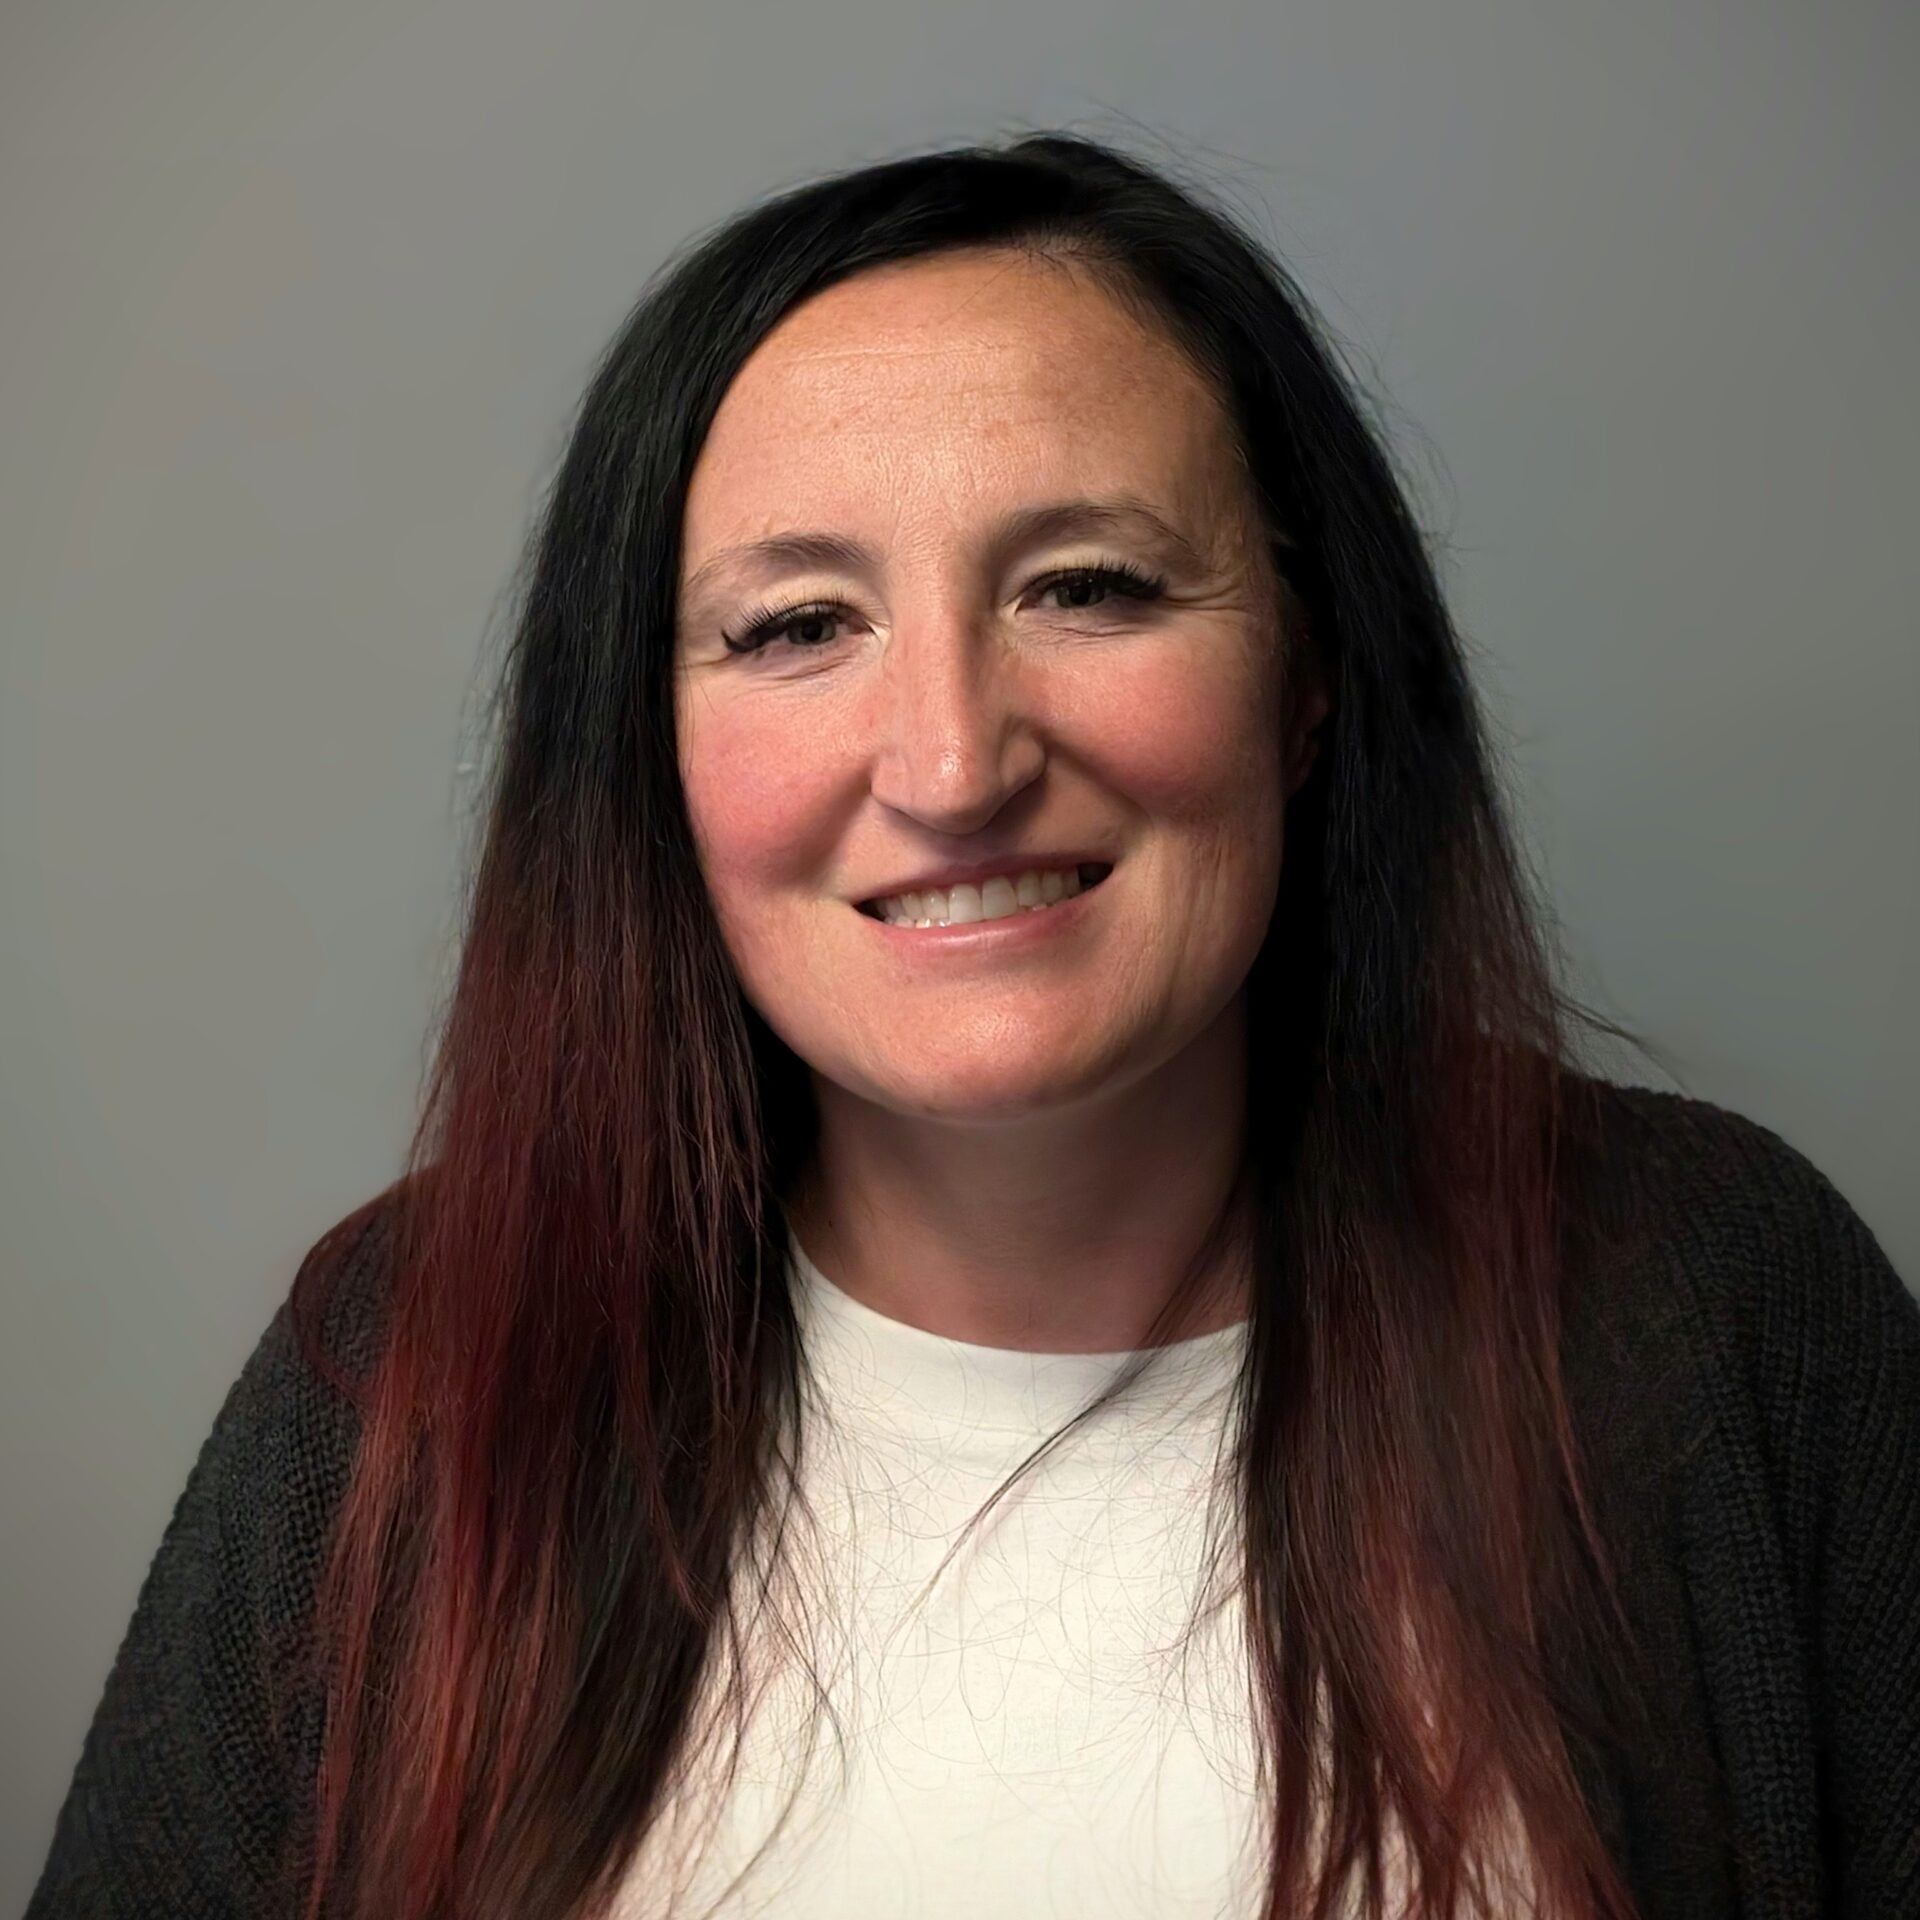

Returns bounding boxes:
[855,861,1114,922]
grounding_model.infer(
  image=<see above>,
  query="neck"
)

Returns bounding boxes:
[784,993,1255,1354]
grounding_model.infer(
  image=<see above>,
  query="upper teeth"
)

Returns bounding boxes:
[868,864,1103,927]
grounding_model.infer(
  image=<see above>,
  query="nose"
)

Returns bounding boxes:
[864,607,1045,834]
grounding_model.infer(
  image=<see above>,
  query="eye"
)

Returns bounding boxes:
[718,560,1170,658]
[1026,561,1168,616]
[721,598,849,657]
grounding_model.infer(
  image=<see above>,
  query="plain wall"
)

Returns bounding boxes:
[3,0,1914,1899]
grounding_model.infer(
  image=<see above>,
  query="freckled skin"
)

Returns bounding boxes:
[673,249,1328,1351]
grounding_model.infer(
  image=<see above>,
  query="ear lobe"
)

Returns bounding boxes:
[1284,679,1332,793]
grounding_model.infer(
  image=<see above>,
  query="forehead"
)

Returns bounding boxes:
[680,251,1246,563]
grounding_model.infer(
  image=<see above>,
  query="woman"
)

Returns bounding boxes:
[28,131,1918,1920]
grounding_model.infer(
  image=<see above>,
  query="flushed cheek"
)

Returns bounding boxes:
[1068,652,1283,864]
[677,702,848,934]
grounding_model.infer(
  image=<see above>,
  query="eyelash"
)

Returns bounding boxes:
[719,561,1169,657]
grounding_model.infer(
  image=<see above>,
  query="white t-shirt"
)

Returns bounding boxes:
[612,1226,1270,1919]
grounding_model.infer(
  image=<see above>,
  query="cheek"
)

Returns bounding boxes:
[677,695,843,911]
[1069,648,1284,848]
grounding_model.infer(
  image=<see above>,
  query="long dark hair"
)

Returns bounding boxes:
[287,127,1669,1920]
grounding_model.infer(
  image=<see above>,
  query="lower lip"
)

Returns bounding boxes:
[851,874,1110,950]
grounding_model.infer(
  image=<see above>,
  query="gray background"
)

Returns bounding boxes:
[3,0,1914,1898]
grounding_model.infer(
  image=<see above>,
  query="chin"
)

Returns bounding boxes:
[849,1041,1122,1124]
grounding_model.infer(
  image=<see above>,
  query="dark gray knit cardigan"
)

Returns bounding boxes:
[25,1080,1920,1918]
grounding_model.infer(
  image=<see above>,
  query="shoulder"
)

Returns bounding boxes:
[194,1182,406,1660]
[245,1182,407,1589]
[281,1179,405,1411]
[24,1186,410,1912]
[1558,1072,1918,1547]
[134,1178,409,1701]
[1563,1073,1912,1354]
[157,1186,409,1772]
[1565,1071,1871,1234]
[1561,1081,1920,1912]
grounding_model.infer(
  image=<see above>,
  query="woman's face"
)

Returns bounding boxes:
[673,248,1325,1124]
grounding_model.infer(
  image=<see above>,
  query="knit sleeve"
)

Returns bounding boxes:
[1791,1162,1920,1914]
[24,1202,391,1920]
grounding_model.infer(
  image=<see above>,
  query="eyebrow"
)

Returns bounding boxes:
[679,495,1208,611]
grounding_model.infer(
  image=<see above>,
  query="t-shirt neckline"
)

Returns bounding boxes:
[786,1224,1249,1444]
